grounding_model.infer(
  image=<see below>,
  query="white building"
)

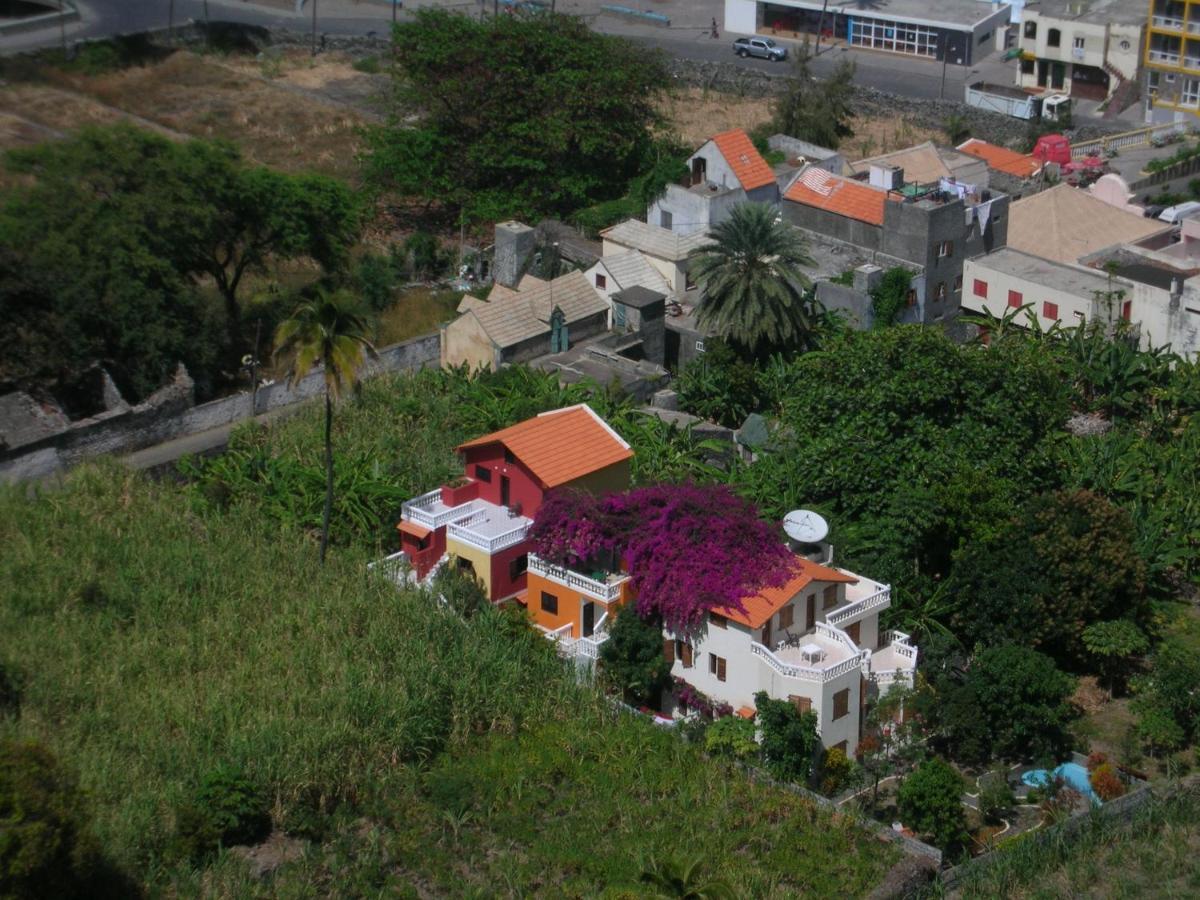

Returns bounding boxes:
[599,219,709,297]
[648,128,780,236]
[663,554,917,754]
[1015,0,1143,103]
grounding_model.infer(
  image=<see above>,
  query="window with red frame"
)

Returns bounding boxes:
[973,279,988,298]
[1043,301,1059,320]
[1008,289,1023,308]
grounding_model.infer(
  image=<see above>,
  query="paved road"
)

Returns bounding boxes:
[4,0,998,103]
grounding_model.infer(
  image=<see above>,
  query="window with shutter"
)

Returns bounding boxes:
[717,656,727,682]
[541,592,558,615]
[846,621,861,645]
[788,695,812,714]
[835,691,849,720]
[664,639,675,664]
[779,604,794,629]
[822,585,838,610]
[709,612,727,629]
[682,642,693,668]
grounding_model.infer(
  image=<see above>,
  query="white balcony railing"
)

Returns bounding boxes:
[882,629,919,663]
[447,518,530,554]
[368,550,409,583]
[750,641,866,684]
[1154,15,1185,31]
[401,489,465,529]
[574,633,609,661]
[825,586,892,627]
[528,553,627,602]
[1150,50,1182,64]
[1188,20,1200,35]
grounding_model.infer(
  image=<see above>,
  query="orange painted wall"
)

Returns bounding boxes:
[527,571,634,639]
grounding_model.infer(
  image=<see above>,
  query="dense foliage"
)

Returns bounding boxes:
[923,645,1075,766]
[754,691,821,784]
[531,484,795,630]
[771,44,856,150]
[896,757,967,851]
[364,11,670,222]
[0,125,360,403]
[599,608,673,706]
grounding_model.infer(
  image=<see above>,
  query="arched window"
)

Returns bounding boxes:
[1047,28,1061,48]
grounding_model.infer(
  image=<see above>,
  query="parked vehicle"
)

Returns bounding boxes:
[1157,201,1200,225]
[732,37,787,61]
[964,82,1071,122]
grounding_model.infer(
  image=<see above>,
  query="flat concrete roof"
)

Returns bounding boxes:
[613,286,667,309]
[1031,0,1147,27]
[766,0,1009,29]
[1113,262,1189,291]
[970,247,1123,297]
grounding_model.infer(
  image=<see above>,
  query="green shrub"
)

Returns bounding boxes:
[0,662,21,717]
[818,746,856,796]
[704,715,758,761]
[978,771,1015,824]
[897,757,968,851]
[754,691,820,784]
[352,55,382,74]
[431,558,489,620]
[173,764,271,860]
[0,740,112,898]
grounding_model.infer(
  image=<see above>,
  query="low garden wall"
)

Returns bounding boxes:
[0,332,440,483]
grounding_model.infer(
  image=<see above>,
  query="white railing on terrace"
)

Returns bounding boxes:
[825,586,891,627]
[815,622,870,663]
[528,554,627,602]
[401,489,466,529]
[574,633,609,661]
[367,550,409,583]
[1071,123,1187,158]
[1149,49,1182,64]
[873,668,916,687]
[750,641,864,683]
[1188,20,1200,34]
[447,518,530,554]
[1153,15,1185,30]
[882,629,919,663]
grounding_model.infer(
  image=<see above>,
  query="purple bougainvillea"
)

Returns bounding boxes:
[530,483,795,630]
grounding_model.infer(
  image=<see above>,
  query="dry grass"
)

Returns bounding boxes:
[20,51,369,180]
[375,287,462,346]
[659,87,773,148]
[844,114,945,162]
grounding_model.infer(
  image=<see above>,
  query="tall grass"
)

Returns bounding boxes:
[1,462,897,894]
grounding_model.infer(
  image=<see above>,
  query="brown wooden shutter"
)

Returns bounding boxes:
[664,639,675,664]
[846,622,861,645]
[682,643,693,668]
[717,657,727,682]
[788,695,812,714]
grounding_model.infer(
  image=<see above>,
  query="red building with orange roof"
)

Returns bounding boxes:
[647,127,781,236]
[379,404,632,603]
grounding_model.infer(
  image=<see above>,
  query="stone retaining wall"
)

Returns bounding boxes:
[1,332,440,483]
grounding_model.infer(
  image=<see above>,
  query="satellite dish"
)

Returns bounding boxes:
[783,510,828,544]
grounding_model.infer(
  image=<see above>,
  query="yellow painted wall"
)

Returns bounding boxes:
[442,314,498,371]
[445,541,494,597]
[565,459,632,497]
[528,571,634,638]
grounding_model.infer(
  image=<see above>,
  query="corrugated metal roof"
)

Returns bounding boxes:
[601,219,710,261]
[456,404,633,488]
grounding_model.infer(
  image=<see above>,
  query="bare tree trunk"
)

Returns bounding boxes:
[320,388,333,565]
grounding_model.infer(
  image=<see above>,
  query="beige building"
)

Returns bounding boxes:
[600,219,709,297]
[583,250,672,317]
[1007,184,1171,265]
[1016,0,1143,104]
[440,270,609,371]
[847,141,990,188]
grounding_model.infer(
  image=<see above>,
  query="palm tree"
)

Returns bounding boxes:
[275,290,377,565]
[639,853,736,899]
[689,203,817,357]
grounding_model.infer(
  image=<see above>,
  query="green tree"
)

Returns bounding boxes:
[364,11,669,222]
[689,203,817,358]
[0,740,112,898]
[1132,628,1200,750]
[869,267,914,328]
[772,43,856,149]
[948,490,1149,668]
[704,716,759,761]
[936,645,1074,765]
[599,608,672,707]
[274,291,377,564]
[675,339,765,427]
[754,691,820,783]
[977,770,1015,825]
[1082,620,1148,698]
[172,764,271,861]
[896,757,967,851]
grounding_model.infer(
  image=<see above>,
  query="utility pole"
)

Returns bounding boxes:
[311,0,318,56]
[940,41,949,99]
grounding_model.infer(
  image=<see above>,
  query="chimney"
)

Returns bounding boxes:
[493,221,536,288]
[1171,277,1183,310]
[869,164,904,191]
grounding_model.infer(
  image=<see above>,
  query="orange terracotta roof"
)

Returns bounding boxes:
[736,705,756,719]
[712,129,777,192]
[957,138,1042,179]
[398,520,431,540]
[718,556,858,630]
[456,404,632,489]
[784,167,888,226]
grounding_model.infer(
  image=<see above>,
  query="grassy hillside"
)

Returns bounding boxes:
[0,390,897,895]
[945,783,1200,899]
